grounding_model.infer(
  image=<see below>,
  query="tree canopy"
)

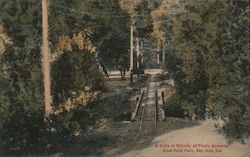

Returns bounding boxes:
[152,0,249,139]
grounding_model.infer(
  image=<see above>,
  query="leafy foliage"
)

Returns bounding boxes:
[0,0,45,153]
[52,48,103,105]
[0,0,130,154]
[153,0,249,139]
[50,0,130,69]
[0,0,249,155]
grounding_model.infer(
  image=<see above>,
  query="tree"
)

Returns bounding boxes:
[0,0,46,153]
[120,0,143,80]
[42,0,52,115]
[0,0,130,154]
[48,0,130,105]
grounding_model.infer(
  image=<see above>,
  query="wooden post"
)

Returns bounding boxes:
[42,0,52,115]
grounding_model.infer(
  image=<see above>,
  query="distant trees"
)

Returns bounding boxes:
[120,0,153,76]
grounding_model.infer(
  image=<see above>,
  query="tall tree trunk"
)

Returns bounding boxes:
[130,22,134,83]
[157,43,160,68]
[42,0,52,115]
[136,35,140,71]
[141,40,144,64]
[130,23,134,71]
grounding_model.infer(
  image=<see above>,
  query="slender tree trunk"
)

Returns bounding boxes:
[136,35,140,75]
[130,23,134,70]
[42,0,52,115]
[141,40,144,64]
[130,22,134,83]
[157,43,160,68]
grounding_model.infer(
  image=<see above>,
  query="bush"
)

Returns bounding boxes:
[223,105,250,140]
[52,48,103,105]
[164,94,185,118]
[0,109,46,155]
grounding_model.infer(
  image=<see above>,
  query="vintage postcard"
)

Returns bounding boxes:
[0,0,249,157]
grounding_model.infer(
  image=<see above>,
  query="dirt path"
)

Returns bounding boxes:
[118,120,250,157]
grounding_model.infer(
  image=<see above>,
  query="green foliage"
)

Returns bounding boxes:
[223,103,250,139]
[0,0,130,154]
[0,0,45,154]
[99,36,129,69]
[135,0,153,38]
[164,94,184,118]
[52,48,103,104]
[157,0,249,138]
[49,0,130,68]
[0,0,248,155]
